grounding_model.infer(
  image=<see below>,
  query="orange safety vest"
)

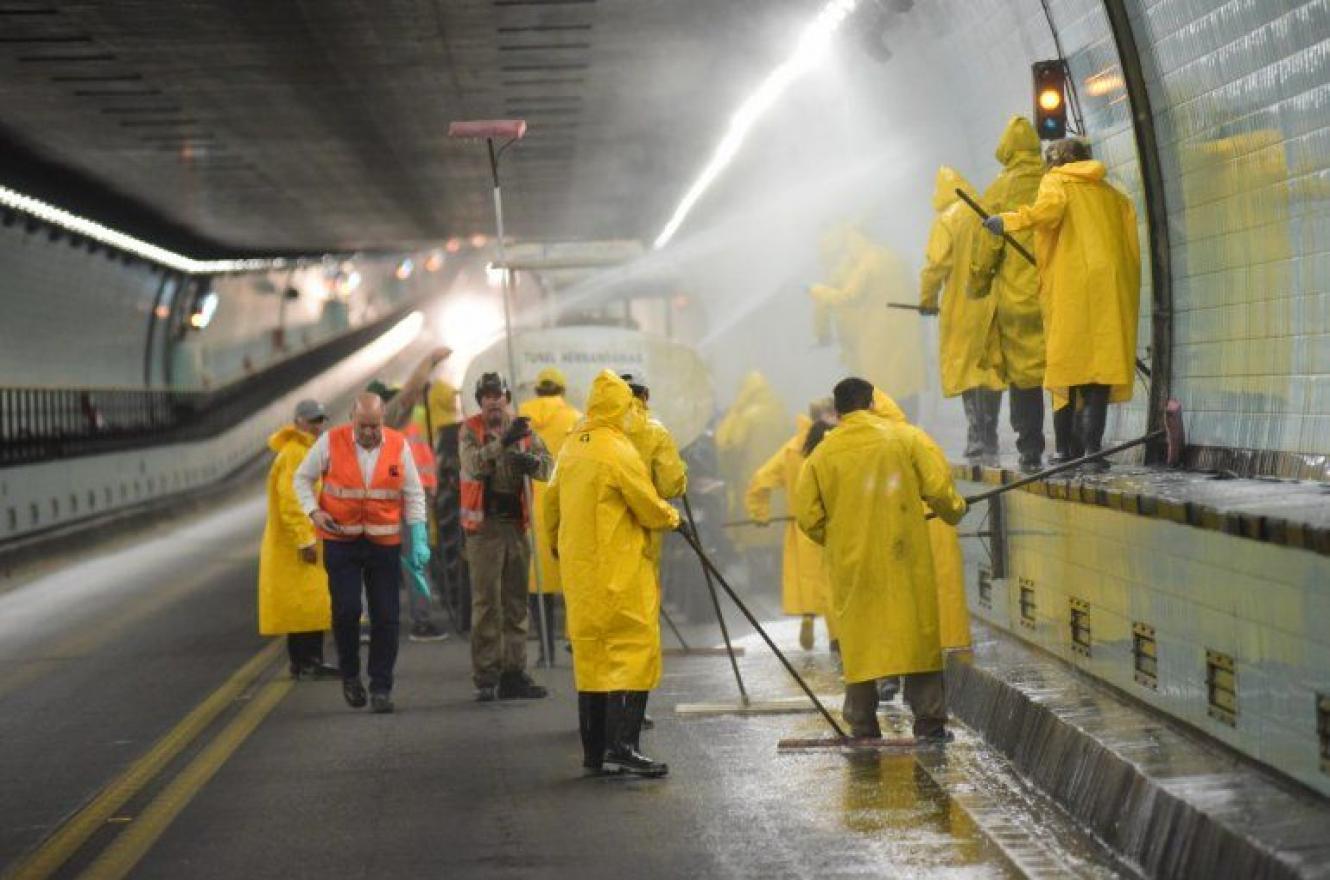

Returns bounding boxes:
[317,424,407,545]
[460,414,529,534]
[404,421,438,491]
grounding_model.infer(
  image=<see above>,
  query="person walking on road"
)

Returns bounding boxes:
[258,399,339,680]
[460,372,553,702]
[294,392,429,714]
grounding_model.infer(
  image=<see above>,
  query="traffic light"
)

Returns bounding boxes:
[1032,60,1068,140]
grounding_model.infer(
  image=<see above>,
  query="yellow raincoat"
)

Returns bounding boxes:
[257,426,330,635]
[871,389,971,650]
[812,226,925,403]
[625,397,688,564]
[794,410,966,683]
[543,371,681,692]
[1000,160,1141,403]
[715,372,788,549]
[920,167,1004,398]
[971,116,1047,390]
[426,381,460,429]
[520,394,582,594]
[744,416,829,619]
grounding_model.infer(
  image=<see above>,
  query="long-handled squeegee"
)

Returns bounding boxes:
[447,119,556,667]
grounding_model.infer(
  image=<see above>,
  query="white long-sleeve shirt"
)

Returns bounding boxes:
[294,431,427,525]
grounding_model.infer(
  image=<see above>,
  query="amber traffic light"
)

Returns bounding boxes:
[1032,60,1068,140]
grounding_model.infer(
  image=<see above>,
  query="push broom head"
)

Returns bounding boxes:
[447,119,528,141]
[1164,398,1186,467]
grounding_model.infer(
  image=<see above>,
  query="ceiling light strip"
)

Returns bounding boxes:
[0,184,291,274]
[652,0,857,250]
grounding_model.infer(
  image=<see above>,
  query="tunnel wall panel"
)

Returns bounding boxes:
[0,222,163,388]
[1128,0,1330,461]
[963,479,1330,798]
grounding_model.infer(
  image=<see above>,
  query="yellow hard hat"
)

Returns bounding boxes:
[535,367,568,389]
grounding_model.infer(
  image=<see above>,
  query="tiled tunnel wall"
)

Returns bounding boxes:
[0,222,428,392]
[963,480,1330,799]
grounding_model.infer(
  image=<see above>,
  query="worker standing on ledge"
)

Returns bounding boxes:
[982,137,1141,470]
[460,372,553,702]
[970,116,1050,474]
[919,166,1006,464]
[794,377,967,742]
[294,392,428,714]
[258,398,339,680]
[519,367,582,665]
[543,371,683,777]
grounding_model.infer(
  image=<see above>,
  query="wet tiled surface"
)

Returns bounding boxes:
[956,464,1330,798]
[950,623,1330,879]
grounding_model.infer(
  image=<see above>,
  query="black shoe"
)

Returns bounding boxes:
[498,671,548,700]
[603,746,668,778]
[408,621,449,642]
[370,692,394,714]
[916,729,955,745]
[475,685,497,702]
[342,678,367,709]
[297,661,342,681]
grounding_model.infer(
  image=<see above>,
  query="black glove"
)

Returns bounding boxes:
[675,520,698,547]
[508,450,541,475]
[501,416,531,446]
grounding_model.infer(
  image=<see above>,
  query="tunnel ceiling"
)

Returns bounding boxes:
[0,0,809,258]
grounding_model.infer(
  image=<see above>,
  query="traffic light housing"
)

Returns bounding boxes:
[1033,60,1068,140]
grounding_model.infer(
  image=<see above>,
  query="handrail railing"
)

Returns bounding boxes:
[0,307,410,468]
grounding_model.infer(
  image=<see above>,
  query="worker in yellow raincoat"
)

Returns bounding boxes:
[971,117,1050,473]
[715,371,788,565]
[812,225,925,413]
[257,399,338,679]
[519,367,582,662]
[744,400,836,651]
[620,372,688,562]
[920,166,1005,462]
[984,138,1140,469]
[871,389,971,654]
[426,379,460,430]
[794,377,967,740]
[544,371,681,777]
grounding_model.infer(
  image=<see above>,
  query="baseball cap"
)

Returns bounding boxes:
[294,399,327,421]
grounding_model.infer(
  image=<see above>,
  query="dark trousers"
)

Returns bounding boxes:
[842,672,946,738]
[325,537,402,694]
[286,631,324,668]
[1008,385,1045,463]
[960,388,1001,458]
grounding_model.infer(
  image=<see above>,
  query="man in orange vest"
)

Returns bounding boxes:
[294,392,428,714]
[459,372,553,702]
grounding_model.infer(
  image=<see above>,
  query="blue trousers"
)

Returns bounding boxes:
[325,538,401,694]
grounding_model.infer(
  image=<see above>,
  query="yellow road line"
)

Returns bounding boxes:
[1,639,282,880]
[79,676,294,880]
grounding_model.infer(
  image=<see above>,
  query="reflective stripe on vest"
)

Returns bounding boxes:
[317,424,408,545]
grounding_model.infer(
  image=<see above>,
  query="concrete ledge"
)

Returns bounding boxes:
[947,623,1330,880]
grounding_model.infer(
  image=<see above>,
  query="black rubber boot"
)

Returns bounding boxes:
[603,691,667,777]
[578,692,608,774]
[960,390,985,459]
[1009,385,1045,472]
[1050,402,1080,463]
[979,388,1002,462]
[1075,384,1111,472]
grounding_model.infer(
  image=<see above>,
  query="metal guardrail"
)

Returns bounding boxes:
[0,308,409,468]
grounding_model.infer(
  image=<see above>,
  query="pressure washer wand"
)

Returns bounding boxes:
[954,188,1037,264]
[931,399,1186,518]
[681,494,749,707]
[675,519,848,739]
